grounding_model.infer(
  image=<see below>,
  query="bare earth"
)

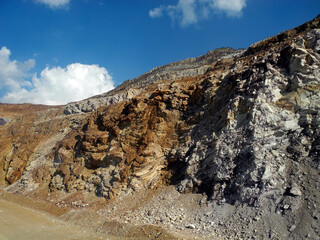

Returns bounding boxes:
[0,188,182,240]
[0,199,101,240]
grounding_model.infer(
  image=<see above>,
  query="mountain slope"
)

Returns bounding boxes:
[63,47,243,114]
[1,14,320,239]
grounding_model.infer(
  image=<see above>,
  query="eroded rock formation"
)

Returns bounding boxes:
[63,47,243,115]
[1,15,320,240]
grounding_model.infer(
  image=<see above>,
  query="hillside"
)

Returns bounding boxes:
[0,14,320,239]
[63,47,243,115]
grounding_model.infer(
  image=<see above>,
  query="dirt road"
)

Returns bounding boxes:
[0,199,102,240]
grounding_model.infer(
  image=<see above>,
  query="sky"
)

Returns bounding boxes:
[0,0,319,105]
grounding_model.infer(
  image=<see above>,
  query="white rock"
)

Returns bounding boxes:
[185,224,196,229]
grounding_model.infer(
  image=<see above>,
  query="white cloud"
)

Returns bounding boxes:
[168,0,198,26]
[0,47,114,105]
[149,0,247,26]
[0,46,35,91]
[211,0,246,17]
[35,0,70,9]
[149,6,164,18]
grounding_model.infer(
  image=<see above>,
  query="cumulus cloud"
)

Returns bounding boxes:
[0,47,114,105]
[35,0,70,9]
[0,46,35,91]
[149,0,247,26]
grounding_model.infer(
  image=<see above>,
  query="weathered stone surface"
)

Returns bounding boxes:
[0,118,10,126]
[44,15,320,209]
[290,183,302,196]
[63,88,142,115]
[0,104,83,187]
[0,14,320,240]
[63,48,244,115]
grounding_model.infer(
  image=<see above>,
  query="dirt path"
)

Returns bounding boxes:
[0,199,102,240]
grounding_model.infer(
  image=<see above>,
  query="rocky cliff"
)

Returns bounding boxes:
[1,15,320,240]
[63,47,243,115]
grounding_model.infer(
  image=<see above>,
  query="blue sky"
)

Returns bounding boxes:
[0,0,319,105]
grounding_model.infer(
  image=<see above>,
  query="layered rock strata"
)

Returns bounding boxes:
[64,47,243,114]
[0,15,320,239]
[49,15,320,203]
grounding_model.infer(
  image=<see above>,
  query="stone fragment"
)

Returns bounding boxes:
[185,224,196,229]
[290,185,302,196]
[283,204,290,210]
[289,225,296,232]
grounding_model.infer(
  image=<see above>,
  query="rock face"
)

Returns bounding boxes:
[0,104,83,187]
[63,88,142,115]
[1,15,320,240]
[115,47,243,91]
[63,47,243,114]
[0,118,10,126]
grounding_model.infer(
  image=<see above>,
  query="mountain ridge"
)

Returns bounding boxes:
[63,47,244,114]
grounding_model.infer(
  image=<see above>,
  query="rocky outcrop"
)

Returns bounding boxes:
[114,47,243,92]
[63,88,141,115]
[0,118,11,126]
[45,15,320,238]
[51,16,320,201]
[0,105,84,188]
[50,79,197,197]
[64,47,243,115]
[1,15,320,240]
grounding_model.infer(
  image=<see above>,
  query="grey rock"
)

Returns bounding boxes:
[0,117,11,126]
[289,224,296,232]
[290,184,302,196]
[64,88,141,115]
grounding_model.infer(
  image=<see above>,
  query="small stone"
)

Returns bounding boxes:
[269,230,275,238]
[147,209,154,216]
[186,224,196,229]
[289,225,296,232]
[290,185,302,196]
[254,216,260,221]
[283,204,290,210]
